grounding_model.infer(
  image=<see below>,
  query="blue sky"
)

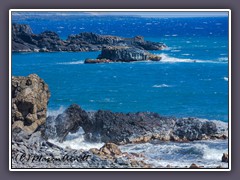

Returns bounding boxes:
[12,11,228,18]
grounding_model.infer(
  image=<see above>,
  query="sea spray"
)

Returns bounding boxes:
[119,140,228,168]
[48,128,104,151]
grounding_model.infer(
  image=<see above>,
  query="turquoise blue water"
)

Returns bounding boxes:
[12,15,229,122]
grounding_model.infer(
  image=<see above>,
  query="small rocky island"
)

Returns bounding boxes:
[11,74,229,168]
[84,46,162,64]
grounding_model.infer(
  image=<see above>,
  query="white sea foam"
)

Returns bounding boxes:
[47,106,65,117]
[218,57,228,61]
[120,139,228,168]
[48,128,104,151]
[152,84,172,88]
[170,50,181,52]
[223,77,228,81]
[58,61,84,65]
[157,53,228,64]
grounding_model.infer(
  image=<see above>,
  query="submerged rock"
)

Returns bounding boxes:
[84,58,112,64]
[12,74,50,137]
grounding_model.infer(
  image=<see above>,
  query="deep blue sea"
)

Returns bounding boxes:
[12,15,229,122]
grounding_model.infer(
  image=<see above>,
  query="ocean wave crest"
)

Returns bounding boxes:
[157,53,228,64]
[48,128,104,150]
[120,139,228,168]
[223,77,228,81]
[152,84,172,88]
[57,60,84,65]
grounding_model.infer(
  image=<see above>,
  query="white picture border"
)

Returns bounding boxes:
[9,9,231,171]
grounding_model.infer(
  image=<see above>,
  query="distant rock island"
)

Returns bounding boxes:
[12,23,167,53]
[84,46,162,64]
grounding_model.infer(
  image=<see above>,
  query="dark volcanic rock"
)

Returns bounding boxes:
[97,46,161,62]
[51,105,228,144]
[12,74,50,138]
[54,104,92,142]
[12,24,166,52]
[222,153,229,163]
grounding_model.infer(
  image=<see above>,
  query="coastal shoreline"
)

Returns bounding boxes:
[11,74,229,169]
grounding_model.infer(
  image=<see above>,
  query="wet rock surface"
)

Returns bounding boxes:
[49,105,228,144]
[12,24,166,52]
[12,132,150,168]
[222,153,229,163]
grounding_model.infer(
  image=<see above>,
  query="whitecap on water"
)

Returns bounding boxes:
[223,77,228,81]
[218,57,228,62]
[57,61,84,65]
[156,53,228,64]
[152,84,172,88]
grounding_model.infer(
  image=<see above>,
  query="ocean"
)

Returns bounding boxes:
[12,14,229,168]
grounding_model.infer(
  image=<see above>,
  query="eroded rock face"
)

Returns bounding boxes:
[12,74,50,137]
[54,104,92,142]
[50,104,228,144]
[96,46,161,62]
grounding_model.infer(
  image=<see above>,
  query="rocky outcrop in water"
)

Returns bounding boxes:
[12,24,166,52]
[222,153,229,163]
[47,105,228,144]
[12,74,50,138]
[84,46,162,63]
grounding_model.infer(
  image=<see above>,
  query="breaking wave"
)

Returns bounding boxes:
[48,128,104,151]
[157,53,228,64]
[120,139,228,168]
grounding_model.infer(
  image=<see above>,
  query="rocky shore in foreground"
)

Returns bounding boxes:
[11,74,229,169]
